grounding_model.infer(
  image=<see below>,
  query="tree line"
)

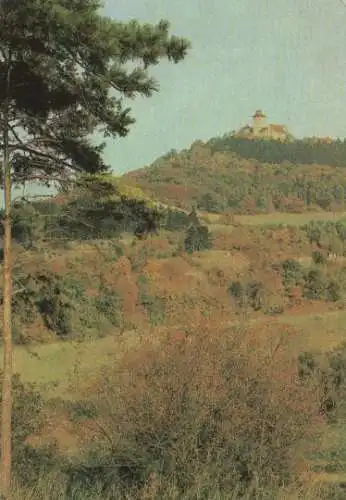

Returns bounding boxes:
[208,136,346,167]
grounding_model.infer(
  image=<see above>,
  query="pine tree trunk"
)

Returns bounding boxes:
[0,49,12,500]
[1,168,12,500]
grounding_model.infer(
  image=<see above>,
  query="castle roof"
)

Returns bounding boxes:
[253,109,266,118]
[267,124,287,134]
[234,111,292,140]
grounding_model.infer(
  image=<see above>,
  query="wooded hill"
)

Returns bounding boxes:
[123,136,346,214]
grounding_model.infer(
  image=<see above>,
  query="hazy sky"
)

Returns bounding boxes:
[7,0,346,202]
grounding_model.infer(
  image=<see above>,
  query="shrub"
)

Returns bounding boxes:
[303,269,326,300]
[8,203,44,249]
[35,275,73,337]
[0,371,63,488]
[304,220,323,246]
[228,280,244,303]
[67,400,99,423]
[326,280,342,302]
[164,208,190,231]
[298,343,346,418]
[139,290,166,326]
[67,328,322,497]
[312,251,327,265]
[10,272,92,341]
[8,273,74,338]
[94,287,123,328]
[281,259,304,292]
[245,280,265,311]
[263,302,284,316]
[228,280,266,311]
[184,223,212,253]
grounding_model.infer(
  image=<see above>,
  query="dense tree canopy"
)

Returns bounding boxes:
[208,135,346,167]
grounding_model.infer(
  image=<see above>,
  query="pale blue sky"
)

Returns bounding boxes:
[7,0,346,202]
[102,0,346,174]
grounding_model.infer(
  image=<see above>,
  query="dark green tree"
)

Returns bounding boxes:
[187,207,200,226]
[303,269,326,300]
[1,0,191,187]
[0,1,190,494]
[184,223,212,253]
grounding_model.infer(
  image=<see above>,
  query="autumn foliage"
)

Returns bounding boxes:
[72,324,325,497]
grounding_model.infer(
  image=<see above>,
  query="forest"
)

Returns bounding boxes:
[208,135,346,167]
[125,138,346,214]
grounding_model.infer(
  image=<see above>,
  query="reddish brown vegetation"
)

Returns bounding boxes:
[78,323,325,495]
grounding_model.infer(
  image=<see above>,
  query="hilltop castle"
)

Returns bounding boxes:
[235,110,293,142]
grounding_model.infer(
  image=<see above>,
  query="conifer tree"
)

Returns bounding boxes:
[0,1,190,495]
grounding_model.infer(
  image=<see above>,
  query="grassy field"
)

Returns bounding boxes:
[205,210,346,234]
[0,333,142,400]
[2,307,345,399]
[235,211,346,226]
[277,309,346,352]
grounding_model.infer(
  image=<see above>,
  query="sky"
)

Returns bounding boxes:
[100,0,346,174]
[6,0,346,201]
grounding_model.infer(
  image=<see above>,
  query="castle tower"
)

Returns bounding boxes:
[252,109,266,136]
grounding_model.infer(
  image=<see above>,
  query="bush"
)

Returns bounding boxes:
[67,400,99,423]
[304,221,323,246]
[184,223,212,253]
[298,343,346,418]
[245,280,265,311]
[281,259,304,292]
[94,286,123,328]
[228,280,265,311]
[312,251,327,265]
[0,371,63,488]
[9,272,93,341]
[67,328,322,497]
[164,208,190,231]
[303,269,326,300]
[35,275,73,337]
[139,290,166,326]
[8,203,44,249]
[326,280,342,302]
[228,280,245,303]
[7,273,74,338]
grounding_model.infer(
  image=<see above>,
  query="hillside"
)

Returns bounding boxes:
[5,0,346,496]
[4,170,346,496]
[5,193,346,497]
[123,136,346,214]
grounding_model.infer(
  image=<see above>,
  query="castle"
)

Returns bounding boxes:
[235,110,293,142]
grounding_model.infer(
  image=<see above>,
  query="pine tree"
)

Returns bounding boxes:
[0,1,190,495]
[187,206,200,226]
[184,222,212,253]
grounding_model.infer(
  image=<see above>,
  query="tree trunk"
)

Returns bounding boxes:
[0,48,12,500]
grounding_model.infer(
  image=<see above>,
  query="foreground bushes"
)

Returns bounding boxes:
[0,371,63,490]
[298,342,346,419]
[2,326,338,498]
[60,327,323,498]
[278,259,344,303]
